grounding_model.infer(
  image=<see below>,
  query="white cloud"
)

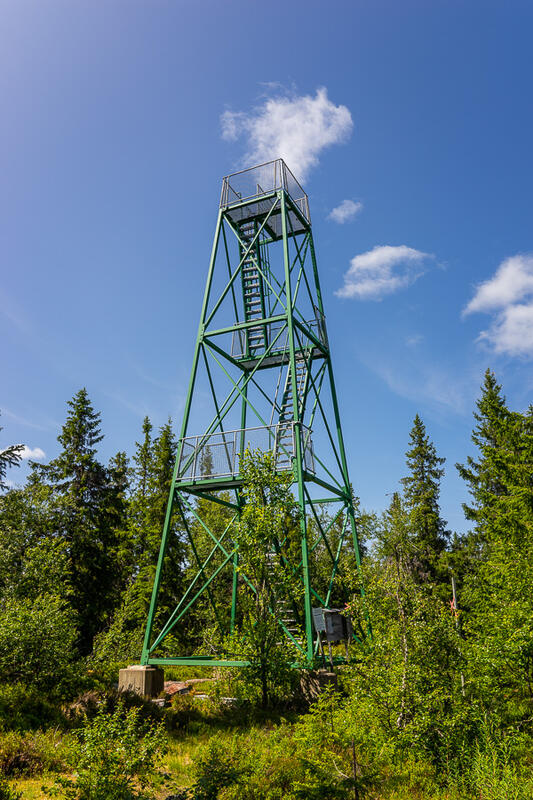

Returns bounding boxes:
[328,199,363,224]
[21,445,45,460]
[405,334,423,347]
[464,254,533,357]
[479,303,533,357]
[464,254,533,315]
[221,87,353,182]
[335,245,432,300]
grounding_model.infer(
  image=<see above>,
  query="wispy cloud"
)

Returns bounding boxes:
[405,334,423,347]
[0,289,31,334]
[128,359,172,391]
[335,245,432,300]
[105,390,155,420]
[221,87,353,182]
[463,254,533,357]
[328,199,363,224]
[359,351,474,416]
[21,445,45,460]
[1,408,57,431]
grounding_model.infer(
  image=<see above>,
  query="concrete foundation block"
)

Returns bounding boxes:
[118,664,164,698]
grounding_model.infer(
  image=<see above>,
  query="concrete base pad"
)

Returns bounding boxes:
[118,665,164,698]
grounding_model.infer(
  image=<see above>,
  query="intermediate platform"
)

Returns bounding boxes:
[175,422,315,490]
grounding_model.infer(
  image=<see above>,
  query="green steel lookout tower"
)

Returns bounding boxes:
[141,159,364,669]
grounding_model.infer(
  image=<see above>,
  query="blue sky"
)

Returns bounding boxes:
[2,0,533,532]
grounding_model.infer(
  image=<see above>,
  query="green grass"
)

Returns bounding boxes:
[9,774,65,800]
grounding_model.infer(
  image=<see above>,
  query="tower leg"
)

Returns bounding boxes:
[141,491,175,664]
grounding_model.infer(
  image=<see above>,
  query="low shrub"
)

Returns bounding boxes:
[48,701,166,800]
[0,684,61,732]
[0,729,76,777]
[452,731,533,800]
[188,726,307,800]
[168,692,199,733]
[0,595,78,693]
[63,688,164,727]
[190,738,241,800]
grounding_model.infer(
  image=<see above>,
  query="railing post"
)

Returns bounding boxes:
[194,436,199,481]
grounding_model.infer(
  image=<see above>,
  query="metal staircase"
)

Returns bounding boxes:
[265,551,301,643]
[275,354,308,469]
[240,220,267,357]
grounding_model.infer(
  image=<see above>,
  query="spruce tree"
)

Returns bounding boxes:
[401,414,448,580]
[37,389,121,653]
[458,376,533,713]
[345,490,463,759]
[135,416,153,502]
[0,412,23,491]
[456,369,511,547]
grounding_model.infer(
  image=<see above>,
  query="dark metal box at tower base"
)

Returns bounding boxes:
[312,607,326,633]
[313,608,353,642]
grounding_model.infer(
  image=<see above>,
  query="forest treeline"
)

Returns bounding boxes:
[0,368,532,799]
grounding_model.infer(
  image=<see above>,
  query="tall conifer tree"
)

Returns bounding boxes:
[456,369,511,547]
[37,389,121,653]
[458,373,533,712]
[402,414,448,580]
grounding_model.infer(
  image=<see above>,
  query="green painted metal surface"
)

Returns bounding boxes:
[141,159,365,669]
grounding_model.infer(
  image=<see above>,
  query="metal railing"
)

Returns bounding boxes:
[220,159,310,223]
[177,423,315,482]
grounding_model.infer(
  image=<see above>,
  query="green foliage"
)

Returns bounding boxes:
[2,375,533,797]
[0,414,23,492]
[0,684,62,732]
[402,414,448,581]
[17,537,72,601]
[0,478,63,600]
[190,738,240,800]
[94,416,185,664]
[466,736,533,800]
[185,482,234,649]
[0,594,78,692]
[456,369,511,538]
[232,449,303,708]
[48,703,166,800]
[189,727,302,800]
[34,389,124,653]
[347,491,469,777]
[0,728,75,776]
[0,776,22,800]
[456,371,533,723]
[294,687,380,798]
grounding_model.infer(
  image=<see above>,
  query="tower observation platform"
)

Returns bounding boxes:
[141,159,365,668]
